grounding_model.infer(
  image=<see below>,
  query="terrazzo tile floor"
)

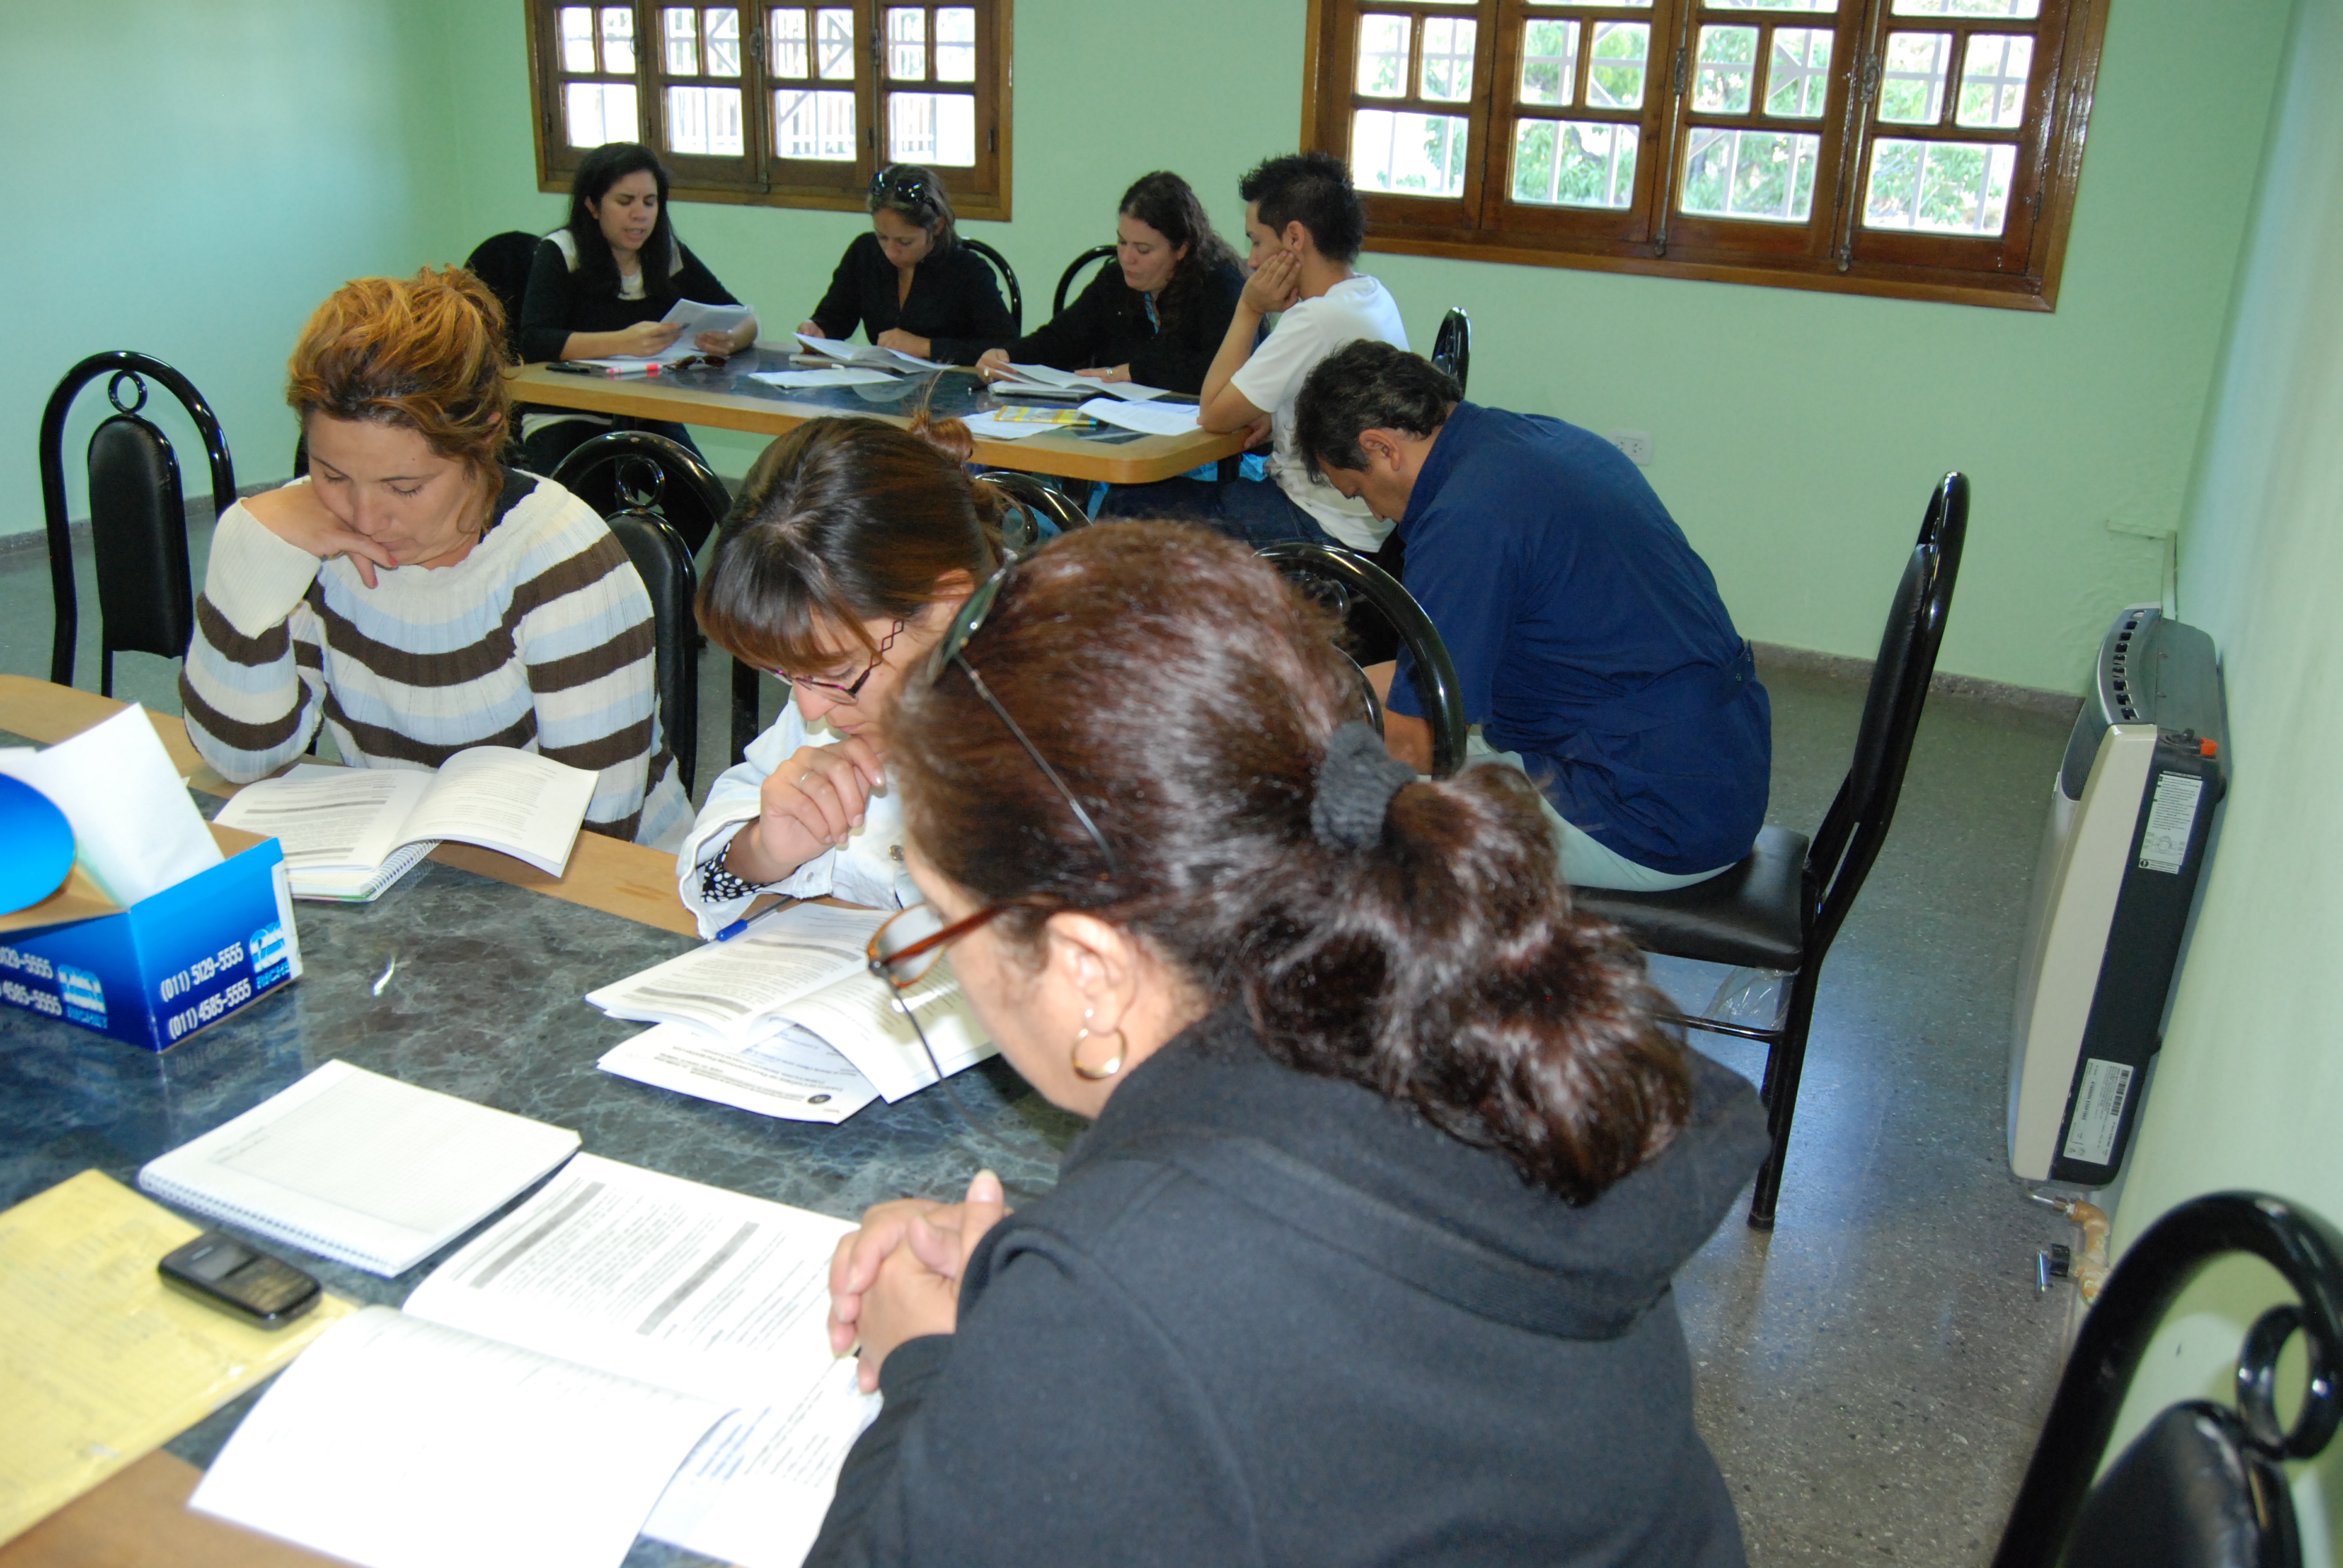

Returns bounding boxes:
[2,517,2085,1565]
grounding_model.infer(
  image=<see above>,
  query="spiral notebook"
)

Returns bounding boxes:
[136,1060,581,1276]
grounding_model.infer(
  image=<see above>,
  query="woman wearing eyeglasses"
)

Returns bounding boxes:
[794,165,1015,366]
[809,524,1768,1567]
[674,414,997,936]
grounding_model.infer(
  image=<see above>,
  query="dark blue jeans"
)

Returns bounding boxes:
[1099,475,1346,549]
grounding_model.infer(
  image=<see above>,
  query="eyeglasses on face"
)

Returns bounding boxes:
[775,618,908,702]
[926,560,1121,881]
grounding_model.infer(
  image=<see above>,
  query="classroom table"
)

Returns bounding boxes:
[0,679,1082,1567]
[510,349,1247,485]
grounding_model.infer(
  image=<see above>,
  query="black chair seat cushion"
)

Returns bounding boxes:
[1572,823,1810,970]
[2062,1402,2298,1568]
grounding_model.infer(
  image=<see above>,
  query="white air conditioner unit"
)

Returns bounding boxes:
[2008,605,2224,1184]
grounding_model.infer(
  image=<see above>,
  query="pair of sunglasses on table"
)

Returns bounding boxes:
[840,557,1119,1088]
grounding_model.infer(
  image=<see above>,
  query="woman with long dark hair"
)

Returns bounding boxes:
[974,170,1244,393]
[517,141,758,467]
[676,414,1000,934]
[796,163,1014,365]
[807,524,1768,1566]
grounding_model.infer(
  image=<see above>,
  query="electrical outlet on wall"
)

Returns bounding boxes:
[1608,430,1654,466]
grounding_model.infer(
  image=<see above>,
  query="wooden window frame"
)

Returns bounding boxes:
[526,0,1013,220]
[1301,0,2106,311]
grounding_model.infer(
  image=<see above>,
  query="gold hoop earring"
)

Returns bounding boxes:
[1070,1007,1126,1082]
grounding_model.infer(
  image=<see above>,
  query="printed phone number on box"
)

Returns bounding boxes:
[157,941,247,1003]
[1,979,64,1016]
[165,978,254,1042]
[0,947,56,981]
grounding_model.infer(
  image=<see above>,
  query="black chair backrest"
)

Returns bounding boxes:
[1993,1191,2343,1568]
[1257,541,1468,778]
[39,353,235,691]
[962,238,1023,335]
[549,430,733,556]
[603,508,700,797]
[1804,471,1967,956]
[1054,244,1117,318]
[465,230,543,361]
[1432,308,1472,394]
[972,470,1089,551]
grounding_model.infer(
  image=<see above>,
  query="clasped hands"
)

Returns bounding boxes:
[828,1169,1008,1391]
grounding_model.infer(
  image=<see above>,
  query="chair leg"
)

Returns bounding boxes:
[730,658,762,767]
[99,647,114,700]
[1747,969,1824,1229]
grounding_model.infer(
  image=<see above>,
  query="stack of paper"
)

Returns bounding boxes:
[1080,396,1204,436]
[791,332,944,372]
[589,903,992,1123]
[991,362,1172,402]
[750,367,900,390]
[137,1060,583,1276]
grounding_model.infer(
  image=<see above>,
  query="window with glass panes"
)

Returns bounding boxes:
[1299,0,2102,309]
[528,1,1011,218]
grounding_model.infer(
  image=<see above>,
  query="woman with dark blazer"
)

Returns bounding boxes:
[796,165,1014,366]
[975,171,1244,394]
[517,142,756,471]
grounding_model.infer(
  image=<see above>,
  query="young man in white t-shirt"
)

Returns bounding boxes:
[1101,152,1408,551]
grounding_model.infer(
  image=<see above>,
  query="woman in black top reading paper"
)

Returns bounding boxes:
[974,171,1244,394]
[796,165,1014,366]
[517,142,758,469]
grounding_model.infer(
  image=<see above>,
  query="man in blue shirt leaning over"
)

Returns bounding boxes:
[1292,340,1771,892]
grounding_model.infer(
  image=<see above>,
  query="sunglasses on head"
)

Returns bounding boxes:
[870,164,933,206]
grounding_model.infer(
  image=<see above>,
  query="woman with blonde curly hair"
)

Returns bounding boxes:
[179,267,689,846]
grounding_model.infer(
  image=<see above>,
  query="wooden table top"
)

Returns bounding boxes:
[510,352,1245,485]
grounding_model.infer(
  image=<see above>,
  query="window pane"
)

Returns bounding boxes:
[1680,127,1821,221]
[1864,137,2016,232]
[1419,16,1476,102]
[1513,118,1638,207]
[664,8,698,73]
[816,8,854,79]
[1703,0,1835,8]
[1357,14,1410,97]
[888,8,925,80]
[1892,0,2038,15]
[601,7,635,73]
[1694,26,1757,114]
[1957,33,2031,128]
[1765,28,1832,116]
[566,81,638,146]
[890,91,975,164]
[667,85,743,154]
[1526,0,1650,7]
[1878,32,1951,123]
[775,87,856,158]
[706,9,741,75]
[1520,19,1578,106]
[1351,108,1470,197]
[1587,22,1648,109]
[770,8,808,76]
[936,8,976,82]
[562,8,597,72]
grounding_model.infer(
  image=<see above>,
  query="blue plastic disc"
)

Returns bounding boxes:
[0,774,75,916]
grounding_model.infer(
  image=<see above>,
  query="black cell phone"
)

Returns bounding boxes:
[543,360,614,376]
[159,1231,322,1327]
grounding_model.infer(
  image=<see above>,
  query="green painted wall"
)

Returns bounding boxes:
[2099,0,2343,1546]
[422,0,2294,694]
[4,0,468,535]
[8,0,2296,699]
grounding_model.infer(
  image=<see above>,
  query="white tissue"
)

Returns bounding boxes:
[0,706,224,906]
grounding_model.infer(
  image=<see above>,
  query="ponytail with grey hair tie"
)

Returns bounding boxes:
[1310,720,1418,850]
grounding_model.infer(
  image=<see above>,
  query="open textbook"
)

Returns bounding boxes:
[989,361,1174,402]
[214,751,598,900]
[189,1154,880,1568]
[791,330,945,371]
[589,902,993,1115]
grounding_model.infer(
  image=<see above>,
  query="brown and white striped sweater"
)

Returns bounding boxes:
[179,469,689,847]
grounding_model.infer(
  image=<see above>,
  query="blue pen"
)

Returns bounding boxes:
[715,901,791,942]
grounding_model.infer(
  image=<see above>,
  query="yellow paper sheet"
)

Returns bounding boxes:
[0,1169,353,1546]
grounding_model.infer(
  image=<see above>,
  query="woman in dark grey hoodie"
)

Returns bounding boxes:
[814,523,1768,1567]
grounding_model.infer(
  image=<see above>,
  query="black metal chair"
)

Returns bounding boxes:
[603,509,701,797]
[549,430,733,557]
[39,353,237,695]
[1258,541,1467,779]
[1574,472,1968,1228]
[1054,244,1117,318]
[465,230,543,362]
[1993,1191,2343,1568]
[1432,308,1472,394]
[962,238,1023,335]
[973,470,1090,552]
